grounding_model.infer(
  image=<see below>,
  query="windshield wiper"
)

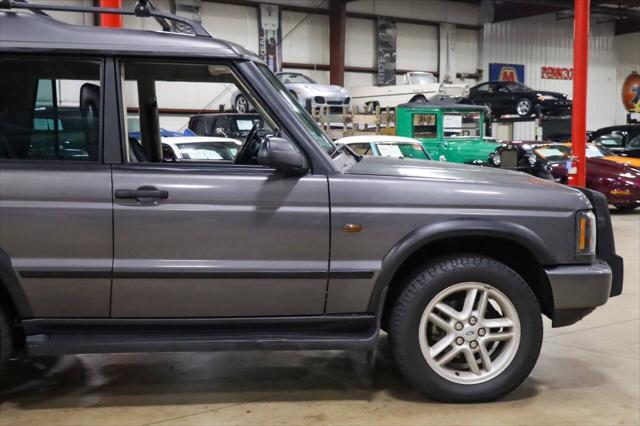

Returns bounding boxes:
[331,144,362,161]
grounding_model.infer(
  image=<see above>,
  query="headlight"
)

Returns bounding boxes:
[490,152,501,166]
[537,95,556,101]
[527,153,537,166]
[575,210,596,255]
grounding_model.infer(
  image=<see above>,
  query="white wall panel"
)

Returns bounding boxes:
[281,11,329,65]
[483,14,617,137]
[456,28,479,74]
[200,2,258,53]
[345,17,375,68]
[615,33,640,125]
[396,22,438,72]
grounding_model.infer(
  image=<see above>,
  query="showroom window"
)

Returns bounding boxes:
[120,61,278,165]
[412,113,438,139]
[0,57,102,161]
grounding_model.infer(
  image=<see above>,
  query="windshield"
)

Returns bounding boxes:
[277,73,316,84]
[503,82,531,92]
[534,146,568,162]
[407,72,437,85]
[585,144,610,158]
[443,112,482,138]
[258,64,335,155]
[379,142,431,159]
[175,141,239,161]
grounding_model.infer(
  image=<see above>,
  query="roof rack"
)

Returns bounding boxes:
[0,0,211,37]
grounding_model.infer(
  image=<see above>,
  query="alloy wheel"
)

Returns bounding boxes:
[418,282,521,385]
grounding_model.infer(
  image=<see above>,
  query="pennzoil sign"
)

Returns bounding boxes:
[622,71,640,113]
[541,66,573,80]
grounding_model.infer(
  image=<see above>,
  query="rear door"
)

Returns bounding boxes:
[0,55,112,317]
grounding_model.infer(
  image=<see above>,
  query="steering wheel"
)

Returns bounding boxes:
[235,121,271,165]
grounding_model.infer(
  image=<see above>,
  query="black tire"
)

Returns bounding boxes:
[389,255,542,403]
[0,302,14,376]
[410,95,427,104]
[516,98,533,117]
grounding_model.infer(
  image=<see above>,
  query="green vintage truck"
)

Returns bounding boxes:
[395,102,500,164]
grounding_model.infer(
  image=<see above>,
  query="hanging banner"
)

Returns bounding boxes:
[489,63,525,82]
[376,17,396,86]
[258,4,282,73]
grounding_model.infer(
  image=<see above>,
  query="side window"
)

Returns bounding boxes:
[474,83,490,92]
[597,135,623,147]
[627,135,640,149]
[0,57,101,161]
[412,113,438,139]
[121,60,278,165]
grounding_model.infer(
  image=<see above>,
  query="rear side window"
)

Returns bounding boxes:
[0,57,101,161]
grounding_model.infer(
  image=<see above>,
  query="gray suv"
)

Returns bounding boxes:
[0,1,623,403]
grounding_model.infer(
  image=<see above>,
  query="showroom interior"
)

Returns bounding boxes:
[0,0,639,425]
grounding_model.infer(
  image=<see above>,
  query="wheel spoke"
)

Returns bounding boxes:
[461,288,478,318]
[430,335,455,358]
[436,345,462,366]
[478,343,493,372]
[483,318,514,329]
[485,331,514,342]
[477,289,489,319]
[463,348,481,375]
[428,312,454,332]
[435,302,463,321]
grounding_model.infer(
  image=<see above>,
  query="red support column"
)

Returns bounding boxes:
[100,0,123,28]
[329,0,346,86]
[570,0,589,187]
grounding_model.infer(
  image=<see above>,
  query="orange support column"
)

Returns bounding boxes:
[100,0,122,28]
[570,0,589,187]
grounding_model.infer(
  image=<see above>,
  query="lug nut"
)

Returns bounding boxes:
[470,340,479,349]
[469,317,477,325]
[478,328,486,336]
[455,322,464,331]
[456,337,464,345]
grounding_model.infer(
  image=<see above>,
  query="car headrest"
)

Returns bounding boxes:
[80,83,100,118]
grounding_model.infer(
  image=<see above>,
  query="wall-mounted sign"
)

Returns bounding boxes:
[622,71,640,113]
[541,66,573,80]
[258,4,282,73]
[489,63,525,82]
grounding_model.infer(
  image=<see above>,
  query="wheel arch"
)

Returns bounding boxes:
[369,220,556,326]
[0,247,32,319]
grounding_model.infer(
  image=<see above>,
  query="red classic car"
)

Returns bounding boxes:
[534,143,640,211]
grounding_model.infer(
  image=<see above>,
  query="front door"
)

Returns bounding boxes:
[110,59,329,318]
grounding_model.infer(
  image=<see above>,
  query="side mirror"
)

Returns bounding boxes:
[257,137,309,175]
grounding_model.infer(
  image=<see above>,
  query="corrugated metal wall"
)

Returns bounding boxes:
[483,13,619,140]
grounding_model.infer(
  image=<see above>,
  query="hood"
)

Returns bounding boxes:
[602,155,640,169]
[347,156,563,188]
[589,157,640,177]
[286,83,348,94]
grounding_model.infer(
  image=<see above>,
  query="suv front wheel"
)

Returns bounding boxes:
[390,255,542,402]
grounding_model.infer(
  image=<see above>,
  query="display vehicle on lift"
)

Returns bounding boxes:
[0,0,623,403]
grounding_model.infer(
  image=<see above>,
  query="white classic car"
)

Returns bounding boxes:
[350,72,469,112]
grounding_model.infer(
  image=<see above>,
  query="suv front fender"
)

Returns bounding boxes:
[367,219,557,313]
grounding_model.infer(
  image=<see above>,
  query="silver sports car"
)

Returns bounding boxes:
[232,72,351,113]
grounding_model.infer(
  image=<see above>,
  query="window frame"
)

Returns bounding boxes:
[411,112,439,140]
[0,54,105,165]
[115,57,304,173]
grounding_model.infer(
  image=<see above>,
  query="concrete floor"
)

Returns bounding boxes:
[0,211,638,426]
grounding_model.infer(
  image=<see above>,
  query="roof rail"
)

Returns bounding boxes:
[0,0,211,37]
